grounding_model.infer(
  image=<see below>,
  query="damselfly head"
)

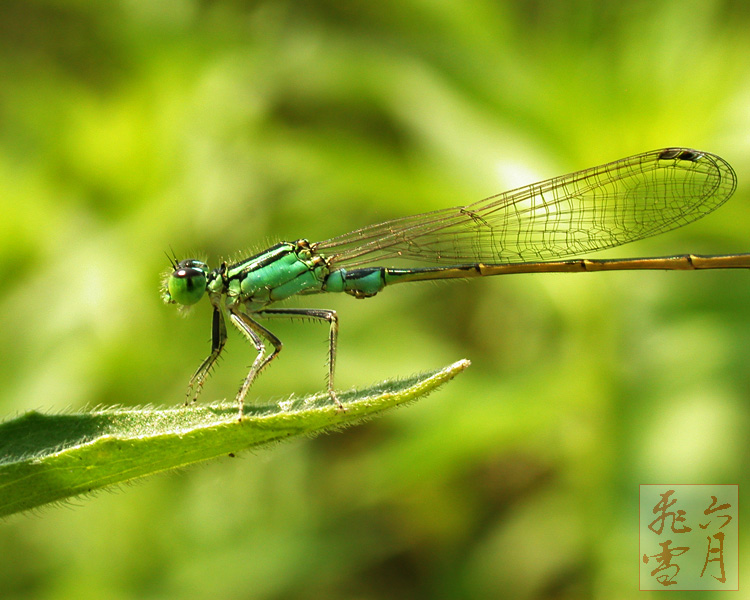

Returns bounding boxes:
[162,259,209,306]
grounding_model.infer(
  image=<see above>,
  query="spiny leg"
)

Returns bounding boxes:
[186,305,227,404]
[258,308,342,409]
[228,309,284,420]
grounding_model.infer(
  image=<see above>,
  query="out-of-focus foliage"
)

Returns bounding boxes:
[0,1,748,598]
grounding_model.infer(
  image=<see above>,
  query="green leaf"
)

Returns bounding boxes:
[0,360,469,517]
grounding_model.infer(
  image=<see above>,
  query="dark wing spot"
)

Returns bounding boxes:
[658,148,701,162]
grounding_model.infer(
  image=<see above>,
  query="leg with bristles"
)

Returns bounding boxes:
[228,310,283,420]
[186,305,227,405]
[258,308,343,410]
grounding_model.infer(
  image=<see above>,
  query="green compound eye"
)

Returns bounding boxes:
[167,260,208,306]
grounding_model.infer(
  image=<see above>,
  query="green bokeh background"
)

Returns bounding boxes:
[1,1,749,598]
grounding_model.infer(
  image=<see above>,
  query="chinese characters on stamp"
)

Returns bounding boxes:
[640,485,738,590]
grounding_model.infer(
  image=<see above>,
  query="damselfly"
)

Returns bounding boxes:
[163,148,743,419]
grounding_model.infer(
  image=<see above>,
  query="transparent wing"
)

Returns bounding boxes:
[313,148,736,268]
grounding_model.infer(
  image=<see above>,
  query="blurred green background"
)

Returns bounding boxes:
[1,1,749,598]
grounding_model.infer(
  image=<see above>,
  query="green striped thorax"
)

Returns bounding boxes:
[163,240,334,311]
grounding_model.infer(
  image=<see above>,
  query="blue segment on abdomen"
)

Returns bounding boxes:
[324,268,386,298]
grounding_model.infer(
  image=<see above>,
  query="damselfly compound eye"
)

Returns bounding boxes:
[167,260,208,306]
